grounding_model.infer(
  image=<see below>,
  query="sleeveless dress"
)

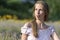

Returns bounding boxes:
[21,23,55,40]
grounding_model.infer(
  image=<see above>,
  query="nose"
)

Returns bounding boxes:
[38,9,40,14]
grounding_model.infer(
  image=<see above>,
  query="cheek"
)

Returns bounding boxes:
[40,11,44,14]
[34,11,38,15]
[34,10,45,17]
[33,13,37,18]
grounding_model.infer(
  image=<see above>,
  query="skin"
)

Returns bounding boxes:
[34,4,45,29]
[21,3,59,40]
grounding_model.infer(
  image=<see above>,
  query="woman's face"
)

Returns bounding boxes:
[34,4,45,20]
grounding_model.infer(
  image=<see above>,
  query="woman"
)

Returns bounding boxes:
[21,1,59,40]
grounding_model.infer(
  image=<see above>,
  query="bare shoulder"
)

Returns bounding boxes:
[44,24,50,29]
[25,22,32,28]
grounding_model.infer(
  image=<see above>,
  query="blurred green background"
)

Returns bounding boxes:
[0,0,60,40]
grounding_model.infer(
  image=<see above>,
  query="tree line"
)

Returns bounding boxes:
[0,0,60,21]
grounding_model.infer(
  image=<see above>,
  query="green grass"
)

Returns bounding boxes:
[0,19,60,40]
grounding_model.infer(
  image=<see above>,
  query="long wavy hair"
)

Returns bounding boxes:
[31,0,49,38]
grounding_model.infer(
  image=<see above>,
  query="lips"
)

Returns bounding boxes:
[37,15,40,18]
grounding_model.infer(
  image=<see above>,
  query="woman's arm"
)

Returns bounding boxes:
[21,34,28,40]
[52,32,60,40]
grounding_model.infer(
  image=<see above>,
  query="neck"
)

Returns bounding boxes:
[36,19,45,29]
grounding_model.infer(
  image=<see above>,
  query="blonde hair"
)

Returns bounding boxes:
[31,0,49,38]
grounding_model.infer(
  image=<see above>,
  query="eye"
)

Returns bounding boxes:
[39,9,43,11]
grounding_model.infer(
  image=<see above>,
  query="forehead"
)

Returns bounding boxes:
[35,4,44,8]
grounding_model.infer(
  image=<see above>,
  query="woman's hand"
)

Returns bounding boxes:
[21,34,28,40]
